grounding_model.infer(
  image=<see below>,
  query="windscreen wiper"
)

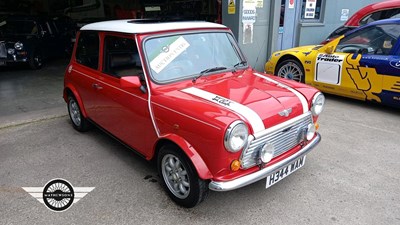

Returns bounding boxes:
[192,66,227,83]
[233,60,247,69]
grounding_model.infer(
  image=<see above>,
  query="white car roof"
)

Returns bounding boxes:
[81,20,228,34]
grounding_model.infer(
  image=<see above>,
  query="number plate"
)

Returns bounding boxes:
[266,155,306,189]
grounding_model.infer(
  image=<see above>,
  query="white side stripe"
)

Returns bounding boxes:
[253,73,308,113]
[182,87,265,133]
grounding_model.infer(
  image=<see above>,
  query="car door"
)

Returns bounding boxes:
[71,31,101,118]
[316,22,400,103]
[90,33,156,154]
[339,23,400,104]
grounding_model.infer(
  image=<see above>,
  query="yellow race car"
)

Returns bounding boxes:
[265,19,400,108]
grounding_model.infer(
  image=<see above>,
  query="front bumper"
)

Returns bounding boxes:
[0,56,28,65]
[209,133,321,191]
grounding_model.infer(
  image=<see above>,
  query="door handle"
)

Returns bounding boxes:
[92,83,103,90]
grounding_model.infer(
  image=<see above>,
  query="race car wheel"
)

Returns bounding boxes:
[158,144,209,208]
[276,59,305,83]
[67,95,90,132]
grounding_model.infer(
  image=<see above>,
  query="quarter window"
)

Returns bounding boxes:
[75,31,99,70]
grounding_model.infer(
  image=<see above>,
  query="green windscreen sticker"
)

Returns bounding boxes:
[149,36,190,73]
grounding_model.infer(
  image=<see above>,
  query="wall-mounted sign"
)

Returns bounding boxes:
[340,9,349,21]
[304,0,316,19]
[228,0,236,14]
[289,0,295,9]
[242,7,256,44]
[256,0,263,8]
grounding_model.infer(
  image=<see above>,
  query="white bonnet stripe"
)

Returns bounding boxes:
[182,87,265,133]
[253,73,308,113]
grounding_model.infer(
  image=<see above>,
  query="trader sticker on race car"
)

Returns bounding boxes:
[149,36,190,74]
[315,53,345,85]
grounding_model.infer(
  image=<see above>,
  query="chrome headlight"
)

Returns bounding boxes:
[14,42,23,50]
[311,92,325,116]
[224,121,249,152]
[7,48,15,55]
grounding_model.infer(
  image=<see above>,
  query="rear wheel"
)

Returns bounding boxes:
[157,144,208,208]
[67,95,90,132]
[276,59,305,83]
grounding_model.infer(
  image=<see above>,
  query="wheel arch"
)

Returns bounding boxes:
[153,135,213,180]
[63,86,88,118]
[274,54,302,75]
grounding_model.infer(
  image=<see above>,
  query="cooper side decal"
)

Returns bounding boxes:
[181,87,265,133]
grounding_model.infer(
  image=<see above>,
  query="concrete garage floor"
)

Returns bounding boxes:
[0,60,400,224]
[0,59,68,128]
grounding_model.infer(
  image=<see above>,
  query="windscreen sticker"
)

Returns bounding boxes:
[315,53,345,85]
[149,36,190,74]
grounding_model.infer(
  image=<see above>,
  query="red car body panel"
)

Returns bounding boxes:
[322,0,400,44]
[345,0,400,27]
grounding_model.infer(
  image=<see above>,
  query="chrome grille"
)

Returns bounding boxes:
[240,112,313,169]
[0,42,6,58]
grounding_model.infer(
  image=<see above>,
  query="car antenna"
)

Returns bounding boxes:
[254,38,267,71]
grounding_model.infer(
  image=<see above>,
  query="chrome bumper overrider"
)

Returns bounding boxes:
[209,133,321,191]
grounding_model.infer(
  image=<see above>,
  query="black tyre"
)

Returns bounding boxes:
[157,144,209,208]
[275,59,305,83]
[67,95,90,132]
[29,50,43,70]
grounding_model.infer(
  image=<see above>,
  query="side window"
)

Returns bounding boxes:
[103,35,142,77]
[360,9,400,26]
[75,31,100,70]
[337,24,400,56]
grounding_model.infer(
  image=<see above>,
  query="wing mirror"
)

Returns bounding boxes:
[325,46,334,54]
[120,76,147,93]
[120,76,141,88]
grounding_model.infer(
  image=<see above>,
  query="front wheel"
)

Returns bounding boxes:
[275,59,305,83]
[29,50,43,70]
[157,144,209,208]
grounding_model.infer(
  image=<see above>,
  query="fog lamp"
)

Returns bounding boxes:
[306,123,316,141]
[260,143,275,163]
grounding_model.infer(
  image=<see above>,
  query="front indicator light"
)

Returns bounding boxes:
[260,143,275,163]
[315,122,319,130]
[230,160,241,171]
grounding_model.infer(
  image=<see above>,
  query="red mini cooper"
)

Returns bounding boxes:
[63,20,325,207]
